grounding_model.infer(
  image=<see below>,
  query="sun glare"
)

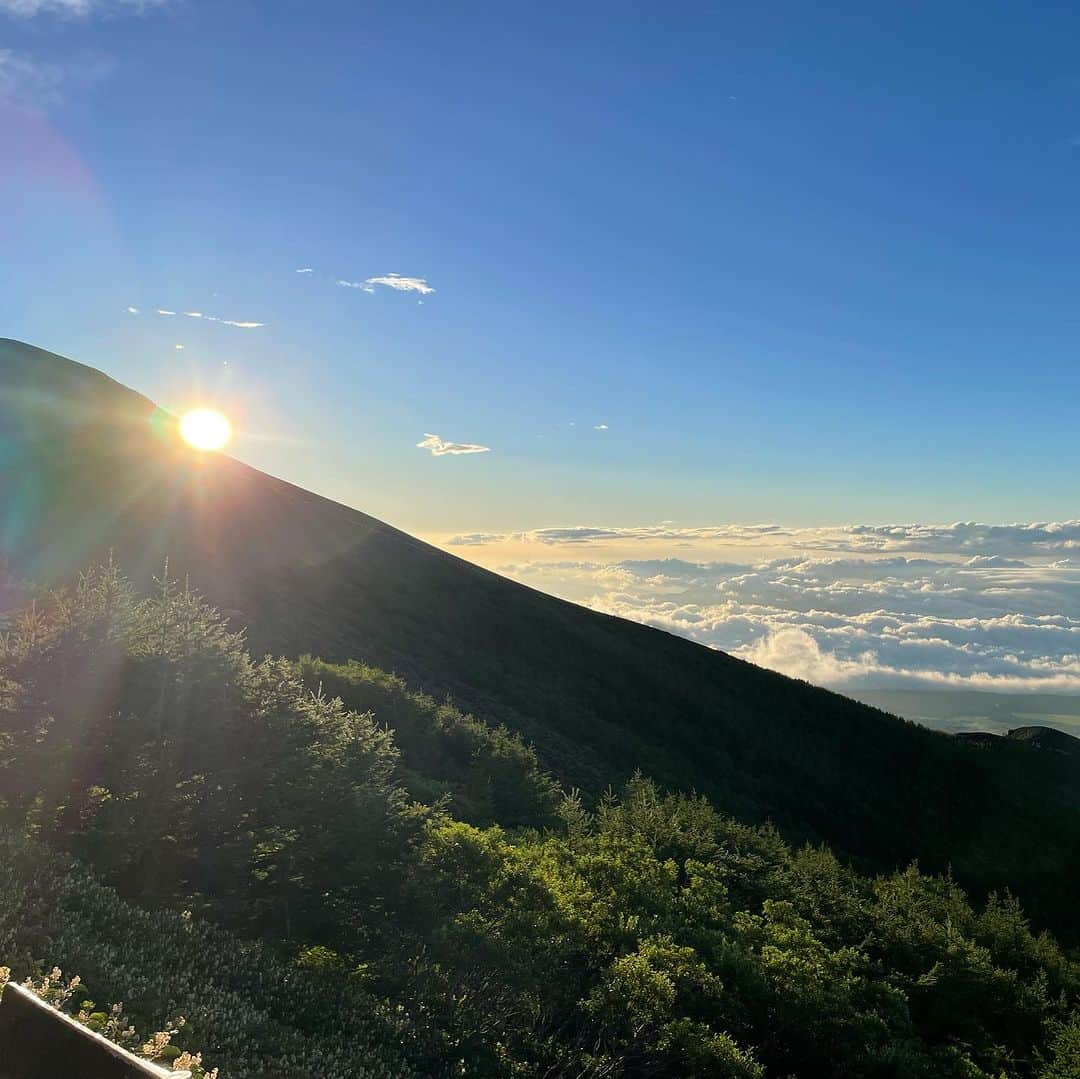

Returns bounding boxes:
[179,408,233,452]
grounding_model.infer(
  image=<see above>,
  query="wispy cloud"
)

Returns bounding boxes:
[126,306,139,315]
[339,273,435,296]
[0,48,63,106]
[295,267,313,274]
[594,424,609,430]
[221,319,264,328]
[156,309,176,316]
[366,273,435,295]
[416,432,491,457]
[0,0,166,18]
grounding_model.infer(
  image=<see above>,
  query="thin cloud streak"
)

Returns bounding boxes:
[149,308,264,328]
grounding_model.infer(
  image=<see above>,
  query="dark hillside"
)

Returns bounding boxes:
[3,338,1080,928]
[957,725,1080,759]
[1007,725,1080,757]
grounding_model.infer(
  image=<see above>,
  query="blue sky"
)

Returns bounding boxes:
[3,0,1080,542]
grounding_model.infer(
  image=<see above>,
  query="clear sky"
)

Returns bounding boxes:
[4,0,1080,540]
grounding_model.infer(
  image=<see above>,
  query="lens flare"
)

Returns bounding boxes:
[179,408,233,452]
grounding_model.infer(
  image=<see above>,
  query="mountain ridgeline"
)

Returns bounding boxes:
[2,337,1080,933]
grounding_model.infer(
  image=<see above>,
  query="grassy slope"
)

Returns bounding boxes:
[0,830,414,1078]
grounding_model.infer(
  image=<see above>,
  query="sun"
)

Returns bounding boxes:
[179,408,233,452]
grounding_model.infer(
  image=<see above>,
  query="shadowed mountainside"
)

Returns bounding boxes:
[3,337,1080,928]
[957,725,1080,759]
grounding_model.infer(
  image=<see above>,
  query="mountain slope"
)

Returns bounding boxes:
[3,338,1080,929]
[957,725,1080,759]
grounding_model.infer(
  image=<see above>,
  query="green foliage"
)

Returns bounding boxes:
[3,562,1080,1077]
[0,563,427,947]
[1042,1013,1080,1078]
[392,776,1080,1077]
[0,830,413,1077]
[298,656,560,828]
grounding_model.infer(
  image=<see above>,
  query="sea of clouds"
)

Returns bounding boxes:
[448,523,1080,693]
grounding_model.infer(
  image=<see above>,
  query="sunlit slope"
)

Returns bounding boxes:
[3,338,1080,924]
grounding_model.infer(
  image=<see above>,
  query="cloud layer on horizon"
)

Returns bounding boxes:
[501,555,1080,693]
[448,520,1080,557]
[459,521,1080,694]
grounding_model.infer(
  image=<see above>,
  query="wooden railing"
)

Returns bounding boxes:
[0,983,190,1079]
